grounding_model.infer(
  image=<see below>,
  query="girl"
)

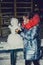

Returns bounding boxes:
[15,12,40,65]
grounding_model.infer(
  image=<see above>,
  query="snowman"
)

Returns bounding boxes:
[7,18,23,49]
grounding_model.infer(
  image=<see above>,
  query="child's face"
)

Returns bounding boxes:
[23,16,27,21]
[23,16,29,23]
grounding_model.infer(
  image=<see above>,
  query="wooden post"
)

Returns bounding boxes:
[31,0,33,13]
[0,1,2,36]
[14,0,16,18]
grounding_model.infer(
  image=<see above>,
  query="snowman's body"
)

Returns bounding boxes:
[7,18,23,49]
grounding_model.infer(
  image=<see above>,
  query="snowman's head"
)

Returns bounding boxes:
[10,18,20,34]
[10,18,18,26]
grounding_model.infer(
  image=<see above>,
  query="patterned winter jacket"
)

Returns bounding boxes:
[20,14,40,60]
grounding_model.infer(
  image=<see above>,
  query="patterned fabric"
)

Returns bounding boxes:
[20,24,40,60]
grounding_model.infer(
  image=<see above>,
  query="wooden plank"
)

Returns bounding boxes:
[16,7,31,9]
[16,2,32,4]
[1,7,13,9]
[0,2,13,4]
[16,16,23,18]
[2,12,13,14]
[16,12,31,13]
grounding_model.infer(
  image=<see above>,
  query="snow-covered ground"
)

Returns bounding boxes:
[0,39,43,65]
[0,52,43,65]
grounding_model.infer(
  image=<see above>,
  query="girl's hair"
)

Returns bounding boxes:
[23,12,30,19]
[23,12,34,19]
[23,11,39,19]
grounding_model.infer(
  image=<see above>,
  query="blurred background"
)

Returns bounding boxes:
[0,0,43,39]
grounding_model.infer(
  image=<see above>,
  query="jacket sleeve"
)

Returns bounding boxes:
[25,14,40,29]
[20,32,25,38]
[18,27,25,38]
